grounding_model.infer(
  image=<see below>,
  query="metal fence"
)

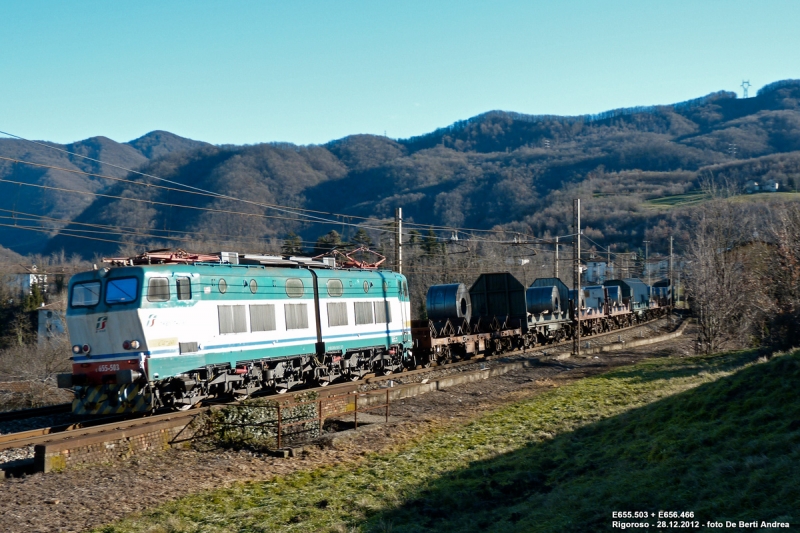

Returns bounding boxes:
[209,388,391,450]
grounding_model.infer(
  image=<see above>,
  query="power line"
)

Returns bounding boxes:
[0,155,390,225]
[0,155,533,244]
[0,171,556,246]
[0,129,550,243]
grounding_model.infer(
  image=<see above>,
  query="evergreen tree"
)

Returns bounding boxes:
[422,229,442,256]
[24,283,44,312]
[281,233,304,256]
[351,228,373,248]
[313,230,344,256]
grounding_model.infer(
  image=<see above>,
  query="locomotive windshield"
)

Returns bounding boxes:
[70,281,101,307]
[105,278,139,305]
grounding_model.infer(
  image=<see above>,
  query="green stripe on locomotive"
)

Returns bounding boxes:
[146,332,405,378]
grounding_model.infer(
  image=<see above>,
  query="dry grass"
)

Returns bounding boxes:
[96,349,800,533]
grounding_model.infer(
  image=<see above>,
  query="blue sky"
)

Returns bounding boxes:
[1,0,798,145]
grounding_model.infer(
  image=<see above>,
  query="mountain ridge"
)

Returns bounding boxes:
[2,79,800,258]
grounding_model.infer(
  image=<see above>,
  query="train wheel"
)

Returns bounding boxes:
[274,374,297,394]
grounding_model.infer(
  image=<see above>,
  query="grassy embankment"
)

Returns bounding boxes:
[97,349,800,533]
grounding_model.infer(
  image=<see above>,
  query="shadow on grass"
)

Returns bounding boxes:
[592,349,764,386]
[364,351,800,532]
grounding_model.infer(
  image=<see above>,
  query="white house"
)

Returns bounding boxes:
[585,261,615,283]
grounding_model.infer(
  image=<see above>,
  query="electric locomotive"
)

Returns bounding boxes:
[57,251,412,415]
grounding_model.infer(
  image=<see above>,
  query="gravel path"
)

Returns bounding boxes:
[0,319,696,533]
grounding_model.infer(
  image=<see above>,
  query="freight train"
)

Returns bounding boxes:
[57,251,670,415]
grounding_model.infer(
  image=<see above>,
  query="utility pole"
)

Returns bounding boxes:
[607,244,612,281]
[573,199,581,357]
[554,236,559,278]
[669,235,674,307]
[644,240,651,300]
[395,207,402,274]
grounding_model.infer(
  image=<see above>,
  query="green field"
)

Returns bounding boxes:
[97,349,800,533]
[646,190,800,210]
[645,191,710,209]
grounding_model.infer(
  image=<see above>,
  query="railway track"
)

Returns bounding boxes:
[0,403,71,423]
[0,313,682,471]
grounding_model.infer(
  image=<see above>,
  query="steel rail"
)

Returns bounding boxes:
[0,403,71,423]
[0,313,679,454]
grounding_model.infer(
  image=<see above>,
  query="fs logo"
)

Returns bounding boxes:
[146,314,157,327]
[96,316,108,332]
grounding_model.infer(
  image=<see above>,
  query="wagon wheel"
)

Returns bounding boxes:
[492,338,503,355]
[426,351,438,367]
[274,373,297,394]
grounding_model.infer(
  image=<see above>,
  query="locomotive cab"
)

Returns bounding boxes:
[58,267,155,414]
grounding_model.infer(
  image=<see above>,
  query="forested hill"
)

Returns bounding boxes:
[0,131,210,254]
[4,80,800,258]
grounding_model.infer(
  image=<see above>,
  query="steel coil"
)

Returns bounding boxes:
[569,289,587,309]
[526,286,560,314]
[426,283,472,321]
[606,285,622,305]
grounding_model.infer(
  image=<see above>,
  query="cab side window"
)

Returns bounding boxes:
[177,277,191,300]
[148,278,170,302]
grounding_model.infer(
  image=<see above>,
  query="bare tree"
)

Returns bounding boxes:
[760,201,800,349]
[684,195,756,353]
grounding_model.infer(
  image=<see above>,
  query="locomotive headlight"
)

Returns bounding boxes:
[82,344,91,354]
[72,345,82,354]
[122,340,131,350]
[130,340,140,349]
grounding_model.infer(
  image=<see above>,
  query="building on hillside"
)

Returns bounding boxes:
[744,180,779,193]
[644,258,670,280]
[762,179,779,192]
[38,303,66,348]
[6,265,48,297]
[584,261,615,283]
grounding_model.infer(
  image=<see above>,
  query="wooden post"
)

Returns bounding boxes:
[277,404,282,449]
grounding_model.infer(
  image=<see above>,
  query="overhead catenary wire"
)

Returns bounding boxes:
[0,209,320,244]
[0,154,537,238]
[0,154,385,226]
[0,172,561,246]
[0,129,554,244]
[0,133,410,235]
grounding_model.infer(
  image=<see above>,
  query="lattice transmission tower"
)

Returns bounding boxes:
[741,80,751,98]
